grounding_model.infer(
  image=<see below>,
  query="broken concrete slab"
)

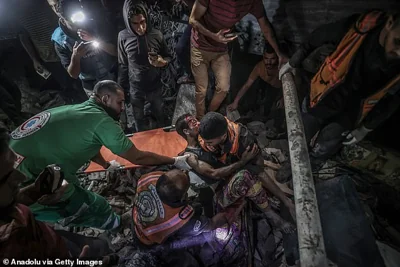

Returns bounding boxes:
[268,140,290,156]
[172,84,196,124]
[256,131,270,149]
[247,121,266,135]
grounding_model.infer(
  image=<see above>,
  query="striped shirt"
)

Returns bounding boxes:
[191,0,265,52]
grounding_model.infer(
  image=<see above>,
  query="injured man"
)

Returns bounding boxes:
[175,112,295,232]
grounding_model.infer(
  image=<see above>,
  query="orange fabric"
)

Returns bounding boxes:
[358,75,400,123]
[310,11,384,107]
[132,171,194,245]
[84,128,188,173]
[198,118,240,164]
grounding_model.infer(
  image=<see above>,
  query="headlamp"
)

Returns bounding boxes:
[92,41,100,48]
[71,11,86,23]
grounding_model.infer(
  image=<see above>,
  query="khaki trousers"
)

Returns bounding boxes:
[191,46,231,119]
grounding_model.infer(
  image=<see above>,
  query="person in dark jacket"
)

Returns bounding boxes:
[48,0,118,96]
[118,0,171,132]
[279,11,400,168]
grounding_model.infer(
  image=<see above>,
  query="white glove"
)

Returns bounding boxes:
[106,160,121,172]
[173,154,192,170]
[279,62,295,80]
[342,125,373,145]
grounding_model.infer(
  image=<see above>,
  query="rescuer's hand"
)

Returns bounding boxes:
[279,62,295,80]
[342,125,373,145]
[106,160,122,173]
[148,54,168,67]
[173,154,192,170]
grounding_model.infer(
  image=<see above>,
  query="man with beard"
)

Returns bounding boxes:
[228,43,282,113]
[9,80,191,231]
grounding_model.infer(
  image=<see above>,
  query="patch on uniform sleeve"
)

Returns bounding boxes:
[13,151,25,168]
[193,220,202,232]
[11,111,51,140]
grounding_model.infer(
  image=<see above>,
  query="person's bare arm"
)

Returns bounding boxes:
[186,145,259,179]
[91,151,109,168]
[233,77,256,104]
[189,1,214,40]
[119,143,175,166]
[186,153,246,179]
[189,1,237,44]
[19,31,41,66]
[258,170,291,206]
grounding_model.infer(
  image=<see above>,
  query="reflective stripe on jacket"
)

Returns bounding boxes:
[310,10,400,125]
[133,171,194,245]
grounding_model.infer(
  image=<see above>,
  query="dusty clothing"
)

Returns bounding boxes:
[216,169,269,212]
[0,204,69,259]
[191,0,265,52]
[199,118,256,165]
[118,1,171,94]
[191,46,231,119]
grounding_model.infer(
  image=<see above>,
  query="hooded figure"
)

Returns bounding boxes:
[118,0,171,132]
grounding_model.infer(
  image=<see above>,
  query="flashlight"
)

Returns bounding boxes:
[83,40,100,48]
[71,11,85,23]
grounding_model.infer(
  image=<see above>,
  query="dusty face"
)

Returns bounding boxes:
[203,132,228,147]
[383,17,400,61]
[130,14,147,36]
[183,115,200,137]
[0,148,26,209]
[100,89,125,120]
[263,52,278,69]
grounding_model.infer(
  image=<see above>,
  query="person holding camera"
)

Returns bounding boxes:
[48,0,118,96]
[118,1,171,132]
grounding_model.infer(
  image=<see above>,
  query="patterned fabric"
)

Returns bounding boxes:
[216,169,269,212]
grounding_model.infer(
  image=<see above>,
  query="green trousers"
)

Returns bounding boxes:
[30,183,120,230]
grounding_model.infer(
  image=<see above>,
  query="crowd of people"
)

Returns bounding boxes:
[1,0,400,266]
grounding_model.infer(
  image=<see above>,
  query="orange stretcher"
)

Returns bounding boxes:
[84,128,187,173]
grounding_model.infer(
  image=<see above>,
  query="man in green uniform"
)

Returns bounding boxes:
[9,80,191,230]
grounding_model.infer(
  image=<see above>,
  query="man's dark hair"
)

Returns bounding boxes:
[93,80,123,96]
[175,113,191,139]
[156,174,186,206]
[0,122,10,155]
[199,112,228,140]
[128,4,147,19]
[264,42,276,54]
